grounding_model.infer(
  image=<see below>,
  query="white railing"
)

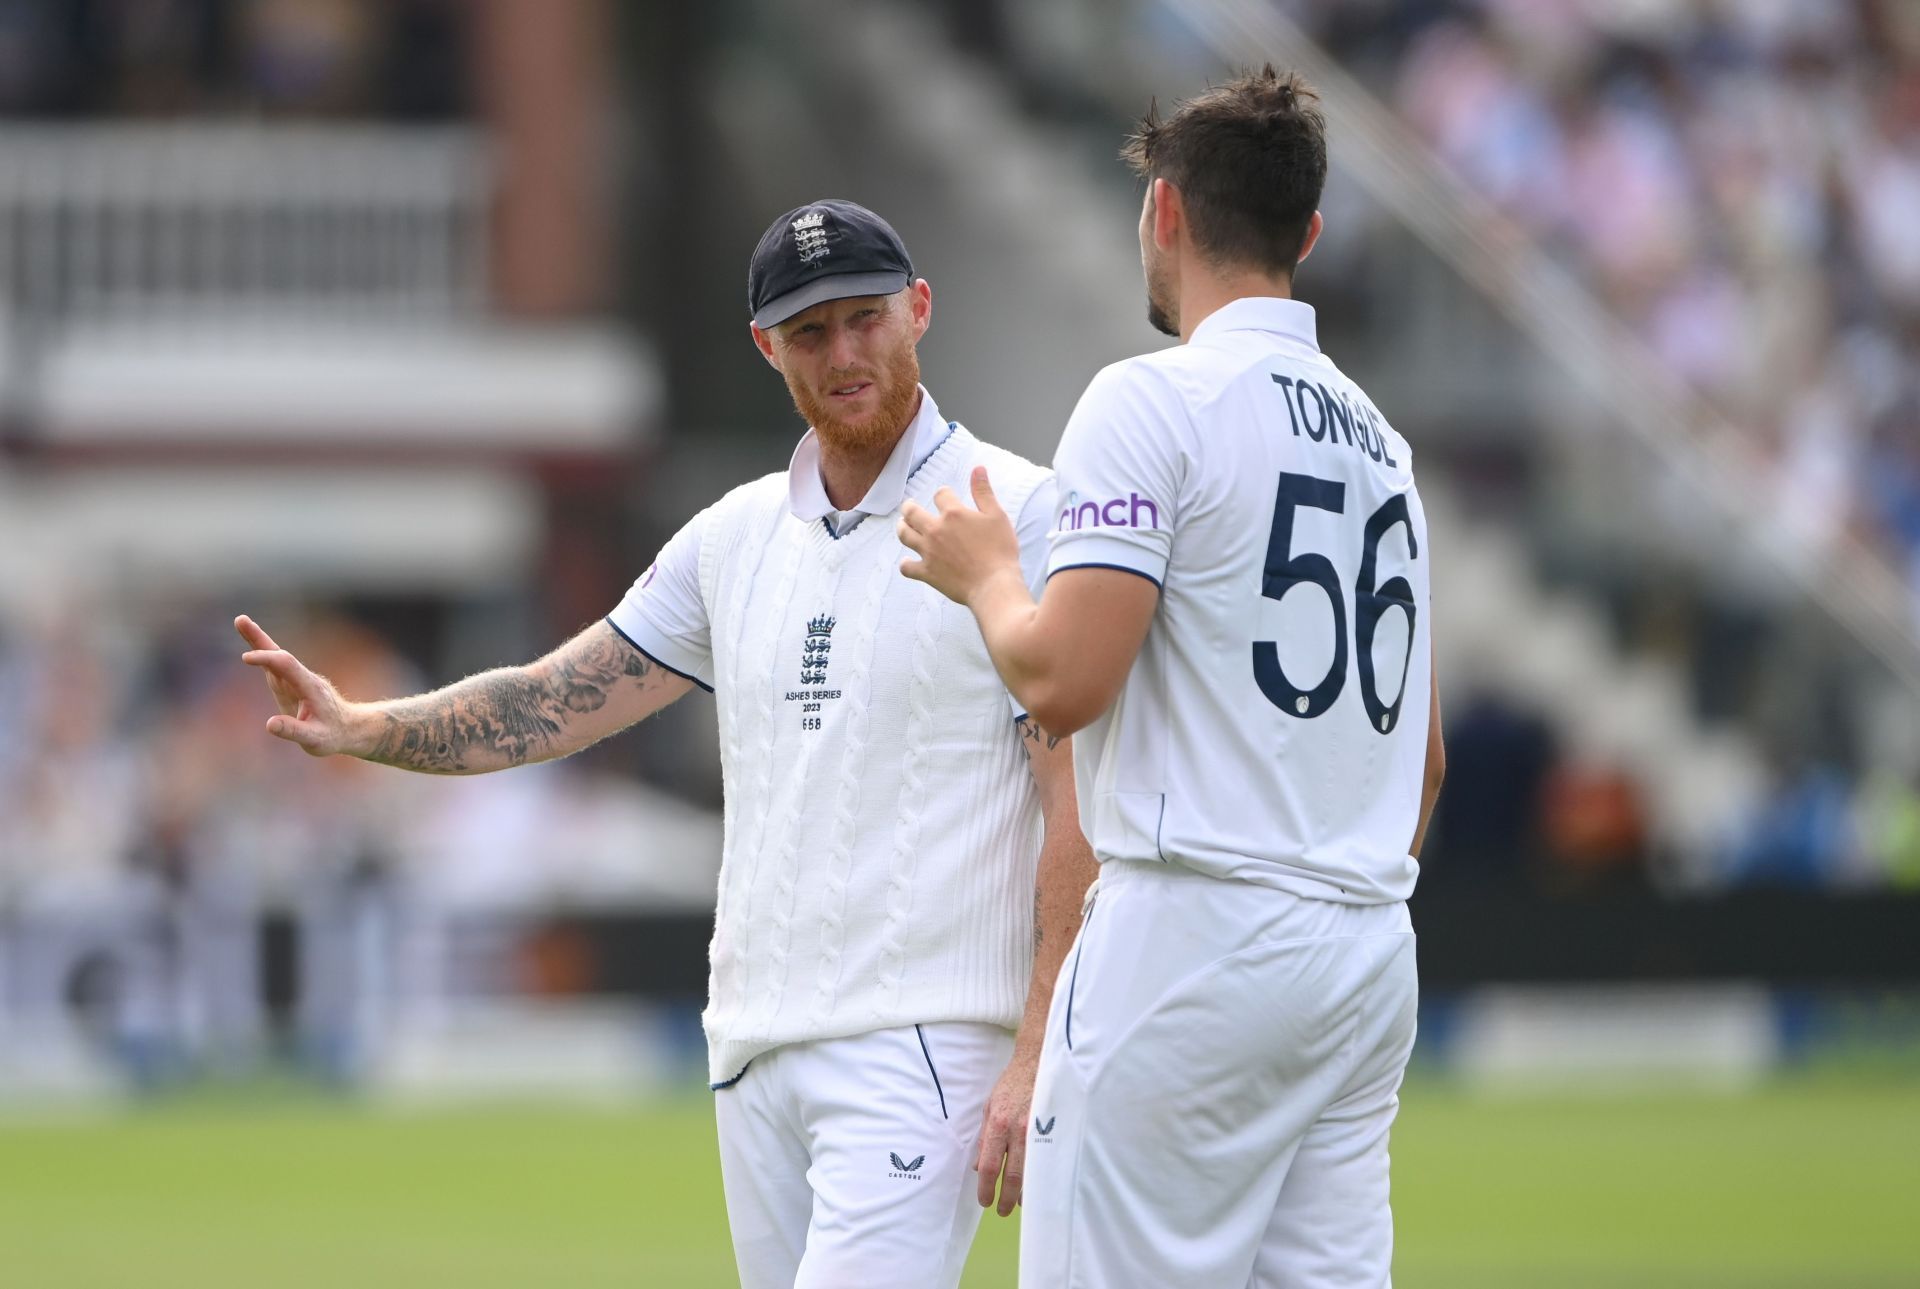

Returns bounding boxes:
[0,124,490,323]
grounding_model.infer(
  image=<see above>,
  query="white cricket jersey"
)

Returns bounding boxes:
[609,388,1059,1084]
[1047,298,1430,904]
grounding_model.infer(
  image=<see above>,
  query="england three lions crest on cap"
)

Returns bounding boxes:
[792,210,831,264]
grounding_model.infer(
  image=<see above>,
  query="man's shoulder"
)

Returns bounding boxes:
[946,425,1052,503]
[1081,346,1214,418]
[705,470,791,525]
[962,431,1049,481]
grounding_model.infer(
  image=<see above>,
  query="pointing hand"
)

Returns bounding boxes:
[234,615,357,757]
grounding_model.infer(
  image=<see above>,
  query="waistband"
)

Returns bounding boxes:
[1093,858,1414,935]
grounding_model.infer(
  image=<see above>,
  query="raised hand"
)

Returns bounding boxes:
[234,615,361,757]
[898,466,1025,607]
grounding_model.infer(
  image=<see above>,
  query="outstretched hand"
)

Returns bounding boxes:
[234,615,356,757]
[898,466,1025,607]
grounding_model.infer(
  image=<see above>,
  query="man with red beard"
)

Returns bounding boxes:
[234,199,1094,1288]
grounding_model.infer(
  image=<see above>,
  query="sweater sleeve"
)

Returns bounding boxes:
[607,505,718,691]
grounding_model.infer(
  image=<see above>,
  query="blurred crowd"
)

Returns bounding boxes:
[1425,686,1920,895]
[0,602,412,1082]
[0,597,718,1085]
[0,0,473,119]
[1314,0,1920,605]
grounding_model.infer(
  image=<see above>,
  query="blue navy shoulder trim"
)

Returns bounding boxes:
[904,425,959,486]
[605,618,715,693]
[1046,562,1164,591]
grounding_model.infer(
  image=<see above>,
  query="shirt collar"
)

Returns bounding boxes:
[1188,296,1318,351]
[787,385,952,522]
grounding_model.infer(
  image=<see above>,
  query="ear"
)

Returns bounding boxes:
[750,322,782,372]
[907,278,932,342]
[1295,210,1325,268]
[1151,177,1183,252]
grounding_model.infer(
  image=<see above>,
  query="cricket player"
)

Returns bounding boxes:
[236,199,1097,1288]
[899,70,1446,1287]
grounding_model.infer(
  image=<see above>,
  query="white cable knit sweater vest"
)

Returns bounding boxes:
[697,425,1050,1086]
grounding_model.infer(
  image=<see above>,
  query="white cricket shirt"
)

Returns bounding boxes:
[1048,298,1430,904]
[609,388,1059,1084]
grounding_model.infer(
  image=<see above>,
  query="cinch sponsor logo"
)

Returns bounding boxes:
[1058,491,1160,531]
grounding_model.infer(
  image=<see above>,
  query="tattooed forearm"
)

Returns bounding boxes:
[366,673,562,772]
[1015,716,1063,760]
[363,624,667,774]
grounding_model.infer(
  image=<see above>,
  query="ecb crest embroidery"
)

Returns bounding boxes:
[791,210,830,264]
[801,614,835,685]
[789,615,841,731]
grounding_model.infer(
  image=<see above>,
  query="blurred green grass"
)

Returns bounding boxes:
[1,1075,1916,1287]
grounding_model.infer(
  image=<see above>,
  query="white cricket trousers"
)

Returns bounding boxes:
[714,1021,1014,1288]
[1020,860,1418,1288]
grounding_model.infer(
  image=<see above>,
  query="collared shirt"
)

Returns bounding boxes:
[608,385,1056,695]
[604,417,1059,1088]
[1045,293,1431,906]
[787,384,955,537]
[1045,298,1320,585]
[1191,294,1320,351]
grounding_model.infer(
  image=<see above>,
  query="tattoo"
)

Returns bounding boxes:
[1015,716,1063,759]
[1019,716,1063,955]
[367,625,657,773]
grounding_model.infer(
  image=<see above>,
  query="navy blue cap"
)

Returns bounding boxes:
[748,199,914,328]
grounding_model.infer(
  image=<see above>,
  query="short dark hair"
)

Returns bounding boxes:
[1122,65,1327,276]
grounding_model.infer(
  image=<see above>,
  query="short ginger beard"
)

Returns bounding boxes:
[786,338,923,456]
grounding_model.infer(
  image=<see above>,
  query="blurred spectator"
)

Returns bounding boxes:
[0,626,142,909]
[1423,690,1555,888]
[0,593,717,1086]
[240,0,378,115]
[1538,758,1649,891]
[0,0,472,120]
[1729,758,1859,887]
